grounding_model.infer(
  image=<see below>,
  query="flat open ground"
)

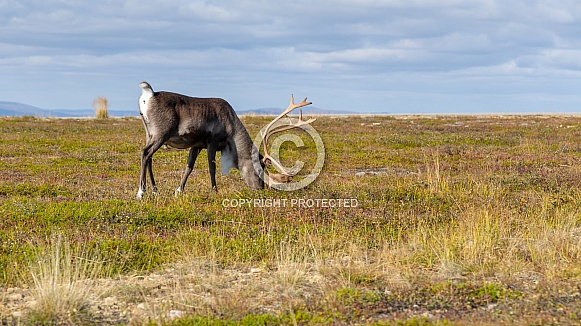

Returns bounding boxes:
[1,115,581,325]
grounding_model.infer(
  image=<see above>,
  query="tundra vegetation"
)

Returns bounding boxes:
[1,115,581,325]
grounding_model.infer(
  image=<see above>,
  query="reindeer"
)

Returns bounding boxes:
[137,81,314,198]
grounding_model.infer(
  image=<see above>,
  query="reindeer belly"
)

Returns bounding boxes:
[165,133,229,151]
[165,137,205,149]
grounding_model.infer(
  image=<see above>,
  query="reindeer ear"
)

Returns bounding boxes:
[258,153,266,168]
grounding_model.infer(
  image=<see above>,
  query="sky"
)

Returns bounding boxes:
[2,0,581,114]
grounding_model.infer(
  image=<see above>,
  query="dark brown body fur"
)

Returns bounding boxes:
[137,82,264,197]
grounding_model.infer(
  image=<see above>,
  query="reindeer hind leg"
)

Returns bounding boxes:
[137,138,166,198]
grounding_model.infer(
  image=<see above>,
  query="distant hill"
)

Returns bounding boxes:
[0,102,49,117]
[0,101,365,118]
[236,107,358,115]
[0,102,139,118]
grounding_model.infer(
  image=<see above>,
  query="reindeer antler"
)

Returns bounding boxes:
[261,95,315,181]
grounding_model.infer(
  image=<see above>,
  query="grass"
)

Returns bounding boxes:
[1,115,581,324]
[93,96,109,119]
[26,235,111,325]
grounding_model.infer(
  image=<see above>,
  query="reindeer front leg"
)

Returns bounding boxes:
[207,142,218,192]
[176,147,201,195]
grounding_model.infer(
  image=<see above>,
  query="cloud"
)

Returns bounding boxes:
[1,0,581,113]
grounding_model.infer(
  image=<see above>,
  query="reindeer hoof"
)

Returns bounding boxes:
[136,189,144,199]
[175,187,183,196]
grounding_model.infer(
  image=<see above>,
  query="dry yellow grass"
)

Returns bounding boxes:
[93,96,109,119]
[26,236,111,324]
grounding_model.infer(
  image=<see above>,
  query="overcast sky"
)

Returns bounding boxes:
[2,0,581,114]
